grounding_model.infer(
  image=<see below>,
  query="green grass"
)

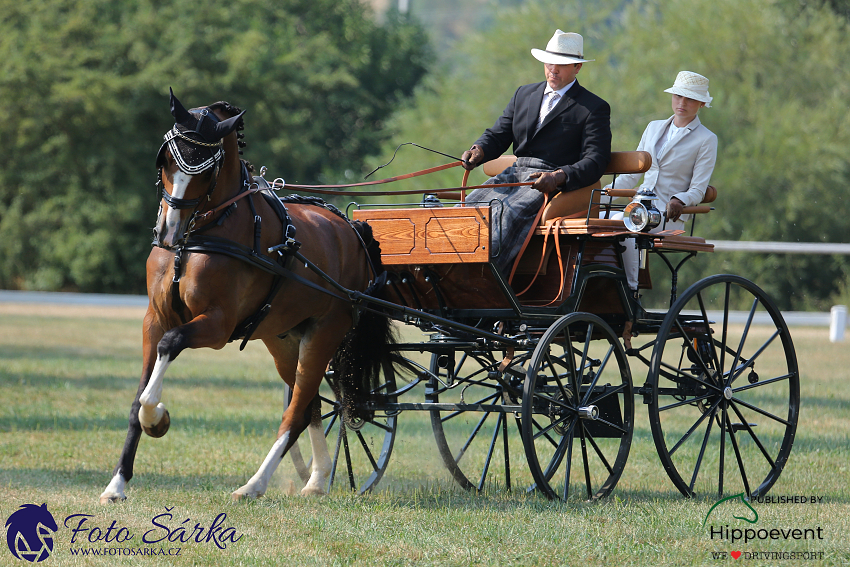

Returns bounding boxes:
[1,304,849,566]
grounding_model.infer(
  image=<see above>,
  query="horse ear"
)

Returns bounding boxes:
[169,87,193,125]
[214,110,246,139]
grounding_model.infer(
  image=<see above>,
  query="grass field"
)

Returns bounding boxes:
[1,301,849,566]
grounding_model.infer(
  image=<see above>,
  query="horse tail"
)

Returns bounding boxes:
[331,220,396,411]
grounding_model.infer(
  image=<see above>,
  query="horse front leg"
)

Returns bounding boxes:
[100,313,163,504]
[137,310,230,436]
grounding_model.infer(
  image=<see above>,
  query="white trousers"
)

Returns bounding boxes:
[605,212,685,290]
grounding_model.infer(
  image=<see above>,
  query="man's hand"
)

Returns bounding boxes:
[665,197,685,222]
[461,145,484,171]
[529,169,566,195]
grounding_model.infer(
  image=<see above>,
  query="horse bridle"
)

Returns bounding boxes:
[156,108,226,212]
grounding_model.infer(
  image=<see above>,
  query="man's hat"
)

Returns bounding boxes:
[664,71,713,107]
[531,30,593,65]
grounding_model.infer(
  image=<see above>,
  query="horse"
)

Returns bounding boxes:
[99,90,394,503]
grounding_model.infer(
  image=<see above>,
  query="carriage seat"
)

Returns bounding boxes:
[480,151,652,223]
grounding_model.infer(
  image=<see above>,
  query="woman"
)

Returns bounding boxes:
[604,70,718,294]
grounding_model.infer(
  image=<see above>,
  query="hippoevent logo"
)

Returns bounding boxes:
[5,504,244,561]
[704,492,826,561]
[5,503,58,562]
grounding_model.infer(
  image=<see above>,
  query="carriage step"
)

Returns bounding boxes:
[725,423,757,432]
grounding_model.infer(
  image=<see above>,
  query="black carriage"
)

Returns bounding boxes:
[283,151,799,501]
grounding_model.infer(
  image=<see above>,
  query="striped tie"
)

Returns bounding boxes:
[539,92,560,125]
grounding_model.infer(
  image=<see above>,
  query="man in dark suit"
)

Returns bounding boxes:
[461,30,611,275]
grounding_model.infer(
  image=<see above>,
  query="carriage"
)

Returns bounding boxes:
[282,151,799,502]
[100,94,799,505]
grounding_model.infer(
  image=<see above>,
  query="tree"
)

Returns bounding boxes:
[374,0,850,310]
[0,0,430,293]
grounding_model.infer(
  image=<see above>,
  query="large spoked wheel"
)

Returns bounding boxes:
[286,360,398,494]
[647,274,800,498]
[426,345,529,492]
[522,313,634,501]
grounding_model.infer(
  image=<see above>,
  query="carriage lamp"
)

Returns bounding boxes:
[623,189,662,233]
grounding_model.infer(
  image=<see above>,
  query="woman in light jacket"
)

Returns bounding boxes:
[605,70,718,294]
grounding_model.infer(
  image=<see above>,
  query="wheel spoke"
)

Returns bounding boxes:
[725,410,752,497]
[688,404,717,493]
[478,412,503,491]
[354,430,379,473]
[669,398,721,456]
[729,402,777,468]
[731,397,792,427]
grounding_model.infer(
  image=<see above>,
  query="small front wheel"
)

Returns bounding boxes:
[522,313,634,500]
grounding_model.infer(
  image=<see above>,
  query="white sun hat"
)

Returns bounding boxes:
[664,71,713,107]
[531,30,593,65]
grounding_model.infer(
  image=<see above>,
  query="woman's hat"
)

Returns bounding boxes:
[531,30,593,65]
[664,71,713,107]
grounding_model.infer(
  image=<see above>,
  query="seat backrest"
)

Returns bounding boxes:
[481,150,652,178]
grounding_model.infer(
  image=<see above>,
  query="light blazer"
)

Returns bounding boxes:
[474,80,612,192]
[607,115,718,220]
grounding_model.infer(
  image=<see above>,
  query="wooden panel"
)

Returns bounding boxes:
[384,263,512,310]
[353,207,490,265]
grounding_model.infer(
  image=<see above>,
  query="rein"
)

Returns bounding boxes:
[274,161,534,197]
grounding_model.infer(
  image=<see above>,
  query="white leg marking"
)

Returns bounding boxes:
[99,472,127,504]
[301,423,331,496]
[232,432,290,500]
[139,354,171,428]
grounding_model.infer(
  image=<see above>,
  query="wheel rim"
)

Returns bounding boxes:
[427,346,528,492]
[522,313,634,501]
[648,274,800,498]
[286,360,398,494]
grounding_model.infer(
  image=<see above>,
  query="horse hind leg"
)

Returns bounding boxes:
[301,396,332,496]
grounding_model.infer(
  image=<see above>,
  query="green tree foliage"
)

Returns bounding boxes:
[375,0,850,310]
[0,0,429,293]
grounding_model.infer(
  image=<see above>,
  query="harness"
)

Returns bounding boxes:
[155,109,377,349]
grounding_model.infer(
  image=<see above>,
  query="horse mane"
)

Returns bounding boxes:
[208,100,253,172]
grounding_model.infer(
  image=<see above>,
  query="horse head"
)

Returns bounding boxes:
[154,88,246,249]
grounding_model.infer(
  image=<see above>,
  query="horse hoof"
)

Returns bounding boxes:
[141,408,170,438]
[99,494,126,505]
[300,484,328,497]
[231,490,260,502]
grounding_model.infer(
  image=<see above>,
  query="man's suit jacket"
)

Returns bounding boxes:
[607,115,718,220]
[474,80,611,192]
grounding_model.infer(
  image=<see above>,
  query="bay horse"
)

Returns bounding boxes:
[99,90,393,503]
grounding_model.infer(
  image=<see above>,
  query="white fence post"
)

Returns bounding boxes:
[830,305,847,343]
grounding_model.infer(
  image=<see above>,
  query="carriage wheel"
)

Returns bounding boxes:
[285,360,398,494]
[522,313,634,501]
[427,347,528,492]
[647,274,800,498]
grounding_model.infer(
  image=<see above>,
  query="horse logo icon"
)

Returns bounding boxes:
[5,503,58,562]
[702,492,759,527]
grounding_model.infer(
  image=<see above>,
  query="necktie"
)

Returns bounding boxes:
[539,92,560,125]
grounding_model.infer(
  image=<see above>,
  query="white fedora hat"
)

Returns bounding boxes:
[531,30,593,65]
[664,71,713,107]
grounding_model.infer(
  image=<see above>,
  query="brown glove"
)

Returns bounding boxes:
[665,197,685,222]
[461,145,485,171]
[529,169,566,195]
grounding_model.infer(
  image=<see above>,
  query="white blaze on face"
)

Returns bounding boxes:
[162,172,194,243]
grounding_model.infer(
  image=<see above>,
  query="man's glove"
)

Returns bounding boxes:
[461,145,485,171]
[529,169,566,195]
[665,197,685,222]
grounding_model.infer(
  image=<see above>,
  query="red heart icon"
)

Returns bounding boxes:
[731,551,742,559]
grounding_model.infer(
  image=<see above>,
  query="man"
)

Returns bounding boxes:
[461,30,611,275]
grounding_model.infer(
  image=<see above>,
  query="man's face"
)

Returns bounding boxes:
[544,63,582,90]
